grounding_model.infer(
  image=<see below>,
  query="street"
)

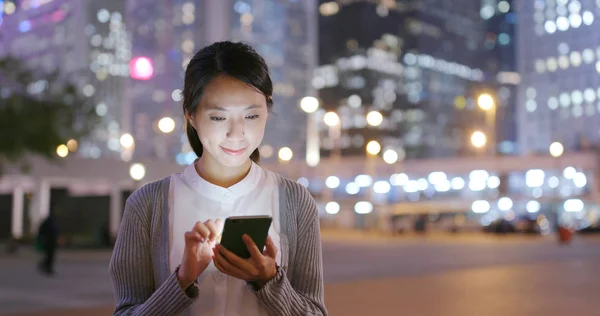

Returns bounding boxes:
[2,231,600,315]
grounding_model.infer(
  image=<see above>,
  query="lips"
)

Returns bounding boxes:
[221,146,247,156]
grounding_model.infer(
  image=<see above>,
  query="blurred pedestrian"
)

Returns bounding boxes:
[36,205,59,276]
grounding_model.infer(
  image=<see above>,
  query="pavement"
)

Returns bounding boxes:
[2,230,600,316]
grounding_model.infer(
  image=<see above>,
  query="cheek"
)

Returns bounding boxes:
[196,122,225,145]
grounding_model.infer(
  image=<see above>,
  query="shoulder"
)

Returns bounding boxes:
[269,171,318,215]
[125,176,171,219]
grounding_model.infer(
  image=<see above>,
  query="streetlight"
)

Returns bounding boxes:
[129,163,146,181]
[56,144,69,158]
[477,93,496,156]
[366,140,381,156]
[477,93,494,110]
[549,142,564,158]
[120,133,135,148]
[471,131,487,148]
[366,111,383,127]
[67,139,78,152]
[278,147,293,162]
[300,96,320,167]
[158,117,176,134]
[383,149,398,164]
[323,111,340,127]
[300,96,319,113]
[548,141,564,233]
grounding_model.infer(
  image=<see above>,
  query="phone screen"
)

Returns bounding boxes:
[220,215,272,259]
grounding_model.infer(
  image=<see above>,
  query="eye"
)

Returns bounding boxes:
[210,117,225,121]
[246,115,260,120]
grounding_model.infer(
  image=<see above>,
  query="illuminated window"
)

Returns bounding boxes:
[544,20,557,33]
[556,16,569,31]
[583,48,595,63]
[570,51,582,66]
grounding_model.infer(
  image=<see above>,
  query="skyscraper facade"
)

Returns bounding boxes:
[315,0,489,160]
[0,0,132,160]
[515,0,600,154]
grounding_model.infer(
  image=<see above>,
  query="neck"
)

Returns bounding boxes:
[195,156,252,188]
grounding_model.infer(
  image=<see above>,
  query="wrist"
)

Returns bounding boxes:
[176,267,194,289]
[255,265,278,287]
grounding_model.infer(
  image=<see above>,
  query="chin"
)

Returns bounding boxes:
[218,153,253,168]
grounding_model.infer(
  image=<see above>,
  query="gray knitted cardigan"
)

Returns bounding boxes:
[109,174,327,316]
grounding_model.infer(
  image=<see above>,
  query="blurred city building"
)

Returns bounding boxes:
[1,152,599,241]
[0,0,317,164]
[515,0,600,154]
[0,0,131,160]
[315,0,495,160]
[481,0,518,155]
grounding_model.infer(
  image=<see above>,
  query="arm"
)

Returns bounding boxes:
[251,183,327,316]
[109,188,197,316]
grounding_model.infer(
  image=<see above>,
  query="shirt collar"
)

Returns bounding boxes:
[182,160,262,201]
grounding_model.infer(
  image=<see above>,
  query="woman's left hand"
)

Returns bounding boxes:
[213,235,277,286]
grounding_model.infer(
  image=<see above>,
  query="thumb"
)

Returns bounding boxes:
[264,236,277,259]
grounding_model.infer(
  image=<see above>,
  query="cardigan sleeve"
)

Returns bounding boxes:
[251,180,328,315]
[109,183,197,315]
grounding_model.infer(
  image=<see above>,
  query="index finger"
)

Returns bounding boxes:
[242,234,263,259]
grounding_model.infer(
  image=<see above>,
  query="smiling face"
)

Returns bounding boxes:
[189,74,269,171]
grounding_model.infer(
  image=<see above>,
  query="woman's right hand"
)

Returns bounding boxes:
[177,219,223,288]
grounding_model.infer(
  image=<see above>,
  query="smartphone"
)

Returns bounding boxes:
[220,215,272,259]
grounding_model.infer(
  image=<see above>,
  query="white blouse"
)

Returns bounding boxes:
[168,161,282,316]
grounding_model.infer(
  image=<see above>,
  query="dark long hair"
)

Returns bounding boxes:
[182,41,274,163]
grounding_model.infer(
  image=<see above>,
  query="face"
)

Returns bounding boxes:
[190,75,269,169]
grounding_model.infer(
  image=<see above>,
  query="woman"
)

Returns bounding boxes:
[109,41,327,316]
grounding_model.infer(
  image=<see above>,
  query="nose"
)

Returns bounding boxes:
[226,118,245,140]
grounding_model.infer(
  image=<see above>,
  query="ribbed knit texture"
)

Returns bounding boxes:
[109,175,327,316]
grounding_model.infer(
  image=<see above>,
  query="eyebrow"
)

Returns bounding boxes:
[205,104,262,111]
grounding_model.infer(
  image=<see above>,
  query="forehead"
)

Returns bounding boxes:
[200,75,267,109]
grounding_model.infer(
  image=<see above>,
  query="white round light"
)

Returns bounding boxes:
[390,173,408,186]
[583,11,594,25]
[526,169,545,188]
[300,96,319,113]
[348,94,362,108]
[404,180,419,193]
[171,89,183,102]
[325,176,340,189]
[129,163,146,181]
[354,201,373,214]
[563,166,577,179]
[278,147,293,161]
[355,175,373,187]
[549,142,564,157]
[345,182,360,195]
[526,200,541,213]
[383,150,398,164]
[487,176,501,189]
[366,111,383,126]
[158,117,176,133]
[373,181,391,194]
[573,172,587,188]
[120,133,134,148]
[564,199,584,212]
[544,20,557,33]
[323,111,340,127]
[325,202,340,215]
[472,200,490,213]
[497,197,513,211]
[548,176,560,188]
[451,177,465,190]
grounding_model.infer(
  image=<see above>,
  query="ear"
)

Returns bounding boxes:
[185,112,195,129]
